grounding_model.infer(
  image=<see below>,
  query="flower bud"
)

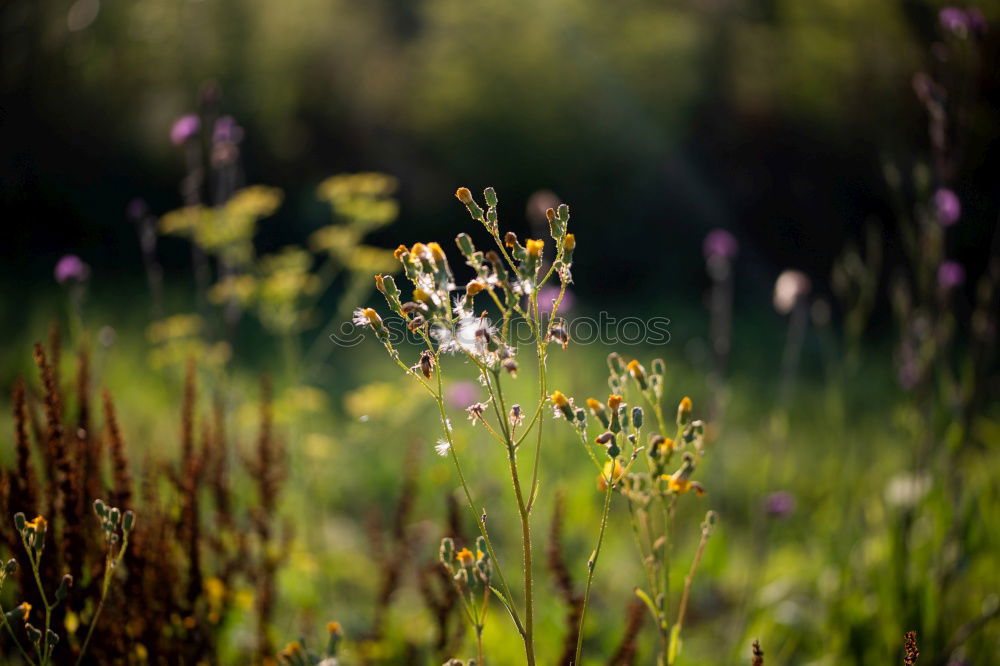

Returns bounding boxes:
[25,622,42,643]
[627,360,648,390]
[55,574,73,601]
[14,513,25,532]
[123,510,135,533]
[4,559,16,575]
[439,538,455,566]
[607,352,626,377]
[631,406,644,429]
[483,187,498,208]
[677,396,693,426]
[586,398,609,428]
[456,232,476,257]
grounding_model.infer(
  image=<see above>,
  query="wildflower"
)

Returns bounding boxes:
[170,114,200,146]
[393,244,408,260]
[649,435,674,459]
[526,239,545,259]
[456,548,475,567]
[934,188,961,226]
[26,515,47,533]
[504,232,518,248]
[509,404,524,427]
[666,475,691,494]
[548,323,570,349]
[627,360,647,390]
[595,431,620,457]
[703,229,738,261]
[607,394,622,411]
[502,357,519,377]
[455,187,474,205]
[415,350,434,378]
[550,391,575,420]
[213,115,243,144]
[586,398,609,428]
[937,261,966,289]
[445,381,479,409]
[466,279,485,296]
[466,402,488,425]
[54,254,90,285]
[563,233,575,251]
[352,308,382,329]
[677,396,692,426]
[327,621,343,636]
[413,288,432,303]
[773,270,811,314]
[13,602,31,621]
[764,491,795,518]
[597,460,624,491]
[435,439,451,457]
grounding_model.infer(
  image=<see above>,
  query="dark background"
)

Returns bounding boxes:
[2,0,998,315]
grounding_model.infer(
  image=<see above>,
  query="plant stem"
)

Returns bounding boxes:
[574,464,615,665]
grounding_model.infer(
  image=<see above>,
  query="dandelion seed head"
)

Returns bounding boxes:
[435,438,451,456]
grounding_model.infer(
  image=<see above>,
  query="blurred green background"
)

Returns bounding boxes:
[1,0,999,664]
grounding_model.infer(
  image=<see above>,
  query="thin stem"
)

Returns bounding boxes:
[76,537,129,666]
[574,463,616,665]
[0,591,37,666]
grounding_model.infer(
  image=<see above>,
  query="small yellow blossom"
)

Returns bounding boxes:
[455,187,473,204]
[598,460,624,491]
[585,398,603,412]
[607,394,622,411]
[564,233,576,250]
[413,288,432,303]
[526,239,545,259]
[550,391,569,408]
[456,548,475,567]
[16,602,31,621]
[363,309,381,327]
[393,244,408,260]
[327,621,343,635]
[466,280,485,296]
[664,475,691,494]
[427,242,446,262]
[26,516,47,533]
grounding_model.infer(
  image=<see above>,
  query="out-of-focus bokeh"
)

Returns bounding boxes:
[1,1,998,664]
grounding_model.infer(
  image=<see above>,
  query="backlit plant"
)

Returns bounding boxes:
[356,187,718,664]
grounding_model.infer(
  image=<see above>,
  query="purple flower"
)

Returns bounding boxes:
[934,188,961,226]
[703,229,739,261]
[764,491,795,518]
[54,254,90,285]
[170,114,200,146]
[937,260,966,289]
[966,8,987,34]
[538,284,574,314]
[213,115,244,144]
[445,381,479,410]
[940,7,970,34]
[126,197,148,221]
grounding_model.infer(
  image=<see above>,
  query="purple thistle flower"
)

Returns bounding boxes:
[54,254,90,285]
[940,7,970,34]
[764,491,795,518]
[538,284,574,314]
[445,381,479,410]
[937,260,966,289]
[213,115,244,144]
[934,188,961,226]
[170,114,201,146]
[703,229,739,261]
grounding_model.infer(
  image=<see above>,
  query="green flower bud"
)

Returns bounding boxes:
[14,513,25,532]
[483,187,498,208]
[55,574,73,601]
[123,510,136,533]
[631,406,644,429]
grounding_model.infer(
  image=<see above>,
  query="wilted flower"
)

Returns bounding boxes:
[934,188,961,226]
[435,438,451,457]
[703,229,739,261]
[764,491,796,518]
[170,114,200,146]
[54,254,90,284]
[937,260,966,289]
[773,270,811,314]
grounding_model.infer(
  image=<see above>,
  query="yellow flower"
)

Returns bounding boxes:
[585,398,603,412]
[677,396,693,425]
[327,621,343,635]
[427,242,447,263]
[363,308,381,327]
[455,187,473,204]
[26,516,47,533]
[664,474,691,494]
[413,288,432,303]
[564,233,576,250]
[607,394,622,411]
[550,391,569,408]
[466,280,485,296]
[597,460,624,491]
[16,602,31,621]
[393,244,408,260]
[526,239,545,259]
[456,548,475,567]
